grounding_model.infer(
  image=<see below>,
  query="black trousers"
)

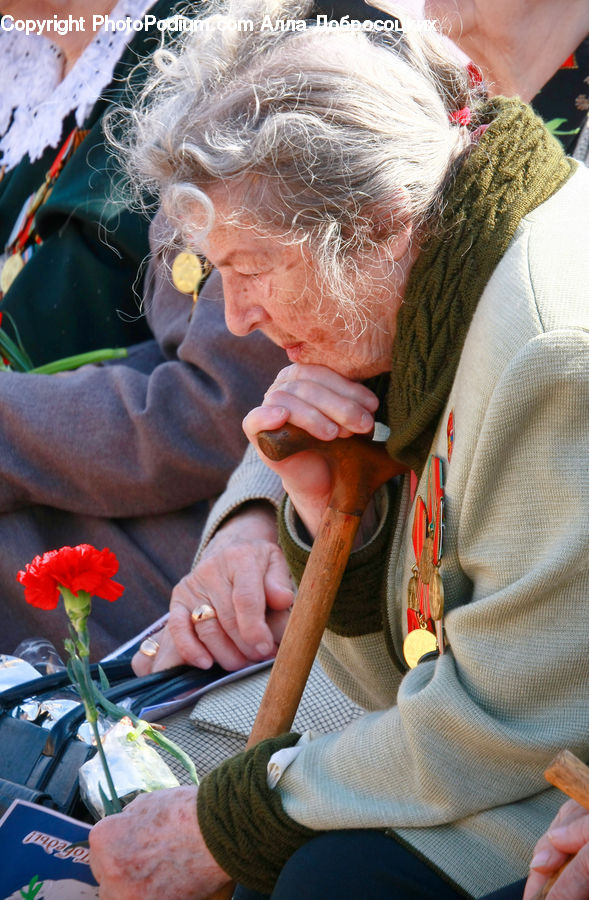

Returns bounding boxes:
[233,829,527,899]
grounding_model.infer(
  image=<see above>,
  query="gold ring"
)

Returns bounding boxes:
[191,604,217,624]
[139,636,160,657]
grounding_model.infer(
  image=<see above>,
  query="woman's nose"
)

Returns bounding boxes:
[222,273,269,336]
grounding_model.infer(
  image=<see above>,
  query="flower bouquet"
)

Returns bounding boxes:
[17,544,198,818]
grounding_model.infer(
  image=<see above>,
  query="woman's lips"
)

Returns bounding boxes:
[284,343,304,362]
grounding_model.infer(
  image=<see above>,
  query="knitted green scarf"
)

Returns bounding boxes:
[386,97,575,474]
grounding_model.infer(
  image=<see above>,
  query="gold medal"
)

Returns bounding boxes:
[403,627,438,669]
[418,536,435,584]
[1,253,24,295]
[407,572,419,611]
[430,571,444,621]
[404,456,447,667]
[172,251,203,295]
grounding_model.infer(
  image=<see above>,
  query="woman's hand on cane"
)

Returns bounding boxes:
[243,363,379,538]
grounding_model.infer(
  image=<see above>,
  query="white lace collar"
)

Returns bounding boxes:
[0,0,154,172]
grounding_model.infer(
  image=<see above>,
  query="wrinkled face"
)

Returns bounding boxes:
[196,191,406,381]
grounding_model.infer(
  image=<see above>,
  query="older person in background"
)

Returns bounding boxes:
[422,0,589,160]
[89,0,589,896]
[0,0,166,360]
[0,0,288,657]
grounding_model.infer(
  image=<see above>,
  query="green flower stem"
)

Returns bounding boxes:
[59,586,122,814]
[60,587,92,641]
[91,687,199,786]
[77,644,123,814]
[30,347,128,375]
[87,712,123,814]
[58,584,198,810]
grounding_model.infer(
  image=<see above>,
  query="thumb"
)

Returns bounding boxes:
[264,544,295,611]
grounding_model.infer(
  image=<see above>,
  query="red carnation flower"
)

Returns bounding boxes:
[17,544,124,610]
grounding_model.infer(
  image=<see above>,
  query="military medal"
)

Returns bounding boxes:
[403,455,445,668]
[403,624,438,669]
[447,409,455,462]
[171,251,212,319]
[0,253,24,295]
[0,127,89,300]
[172,251,204,294]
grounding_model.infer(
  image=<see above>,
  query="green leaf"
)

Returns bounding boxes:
[19,875,43,899]
[2,312,34,366]
[545,117,581,136]
[131,719,150,737]
[145,728,199,786]
[99,782,119,817]
[0,328,33,372]
[90,682,199,785]
[66,656,80,689]
[30,347,128,375]
[98,664,111,692]
[0,312,34,371]
[68,655,84,683]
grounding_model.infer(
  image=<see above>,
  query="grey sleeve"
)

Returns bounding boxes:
[193,443,286,569]
[0,261,287,517]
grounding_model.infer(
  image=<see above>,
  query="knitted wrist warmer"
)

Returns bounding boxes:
[198,733,317,893]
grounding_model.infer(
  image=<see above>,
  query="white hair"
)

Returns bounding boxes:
[108,0,483,327]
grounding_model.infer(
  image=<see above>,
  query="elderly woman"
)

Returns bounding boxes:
[89,0,589,897]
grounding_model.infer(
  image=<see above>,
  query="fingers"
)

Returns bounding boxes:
[225,542,293,652]
[166,573,218,670]
[264,543,296,611]
[543,844,589,899]
[266,607,291,645]
[194,542,288,667]
[151,621,197,673]
[243,403,290,441]
[132,506,290,675]
[132,628,167,676]
[546,811,589,856]
[244,363,379,443]
[269,364,379,411]
[230,558,277,656]
[524,845,570,900]
[183,613,254,672]
[265,379,375,437]
[524,803,589,900]
[163,540,289,672]
[166,546,293,671]
[90,786,225,899]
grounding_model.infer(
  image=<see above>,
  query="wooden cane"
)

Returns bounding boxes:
[530,751,589,900]
[247,423,405,744]
[208,424,406,899]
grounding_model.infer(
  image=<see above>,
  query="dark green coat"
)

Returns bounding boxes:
[0,0,185,366]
